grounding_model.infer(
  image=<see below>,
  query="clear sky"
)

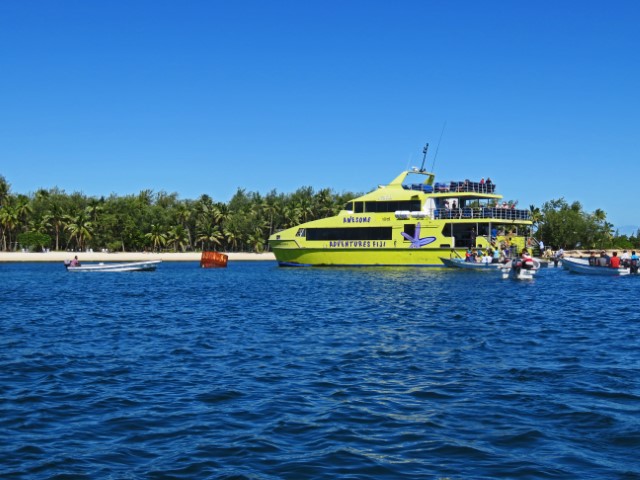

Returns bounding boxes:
[1,1,638,232]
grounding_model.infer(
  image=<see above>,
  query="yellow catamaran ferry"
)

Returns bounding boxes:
[269,149,533,267]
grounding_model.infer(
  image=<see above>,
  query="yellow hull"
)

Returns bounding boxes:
[272,245,463,267]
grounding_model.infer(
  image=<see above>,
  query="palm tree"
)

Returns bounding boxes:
[175,203,193,249]
[293,190,314,223]
[145,224,167,252]
[282,203,301,229]
[313,188,336,219]
[15,197,33,237]
[213,202,231,226]
[167,225,189,252]
[86,200,103,223]
[155,191,178,209]
[246,226,266,253]
[65,210,94,251]
[261,192,281,237]
[529,204,542,233]
[0,175,10,208]
[195,222,224,251]
[42,204,67,251]
[194,194,214,220]
[0,205,19,251]
[593,208,607,227]
[223,223,242,252]
[137,189,154,207]
[0,177,10,250]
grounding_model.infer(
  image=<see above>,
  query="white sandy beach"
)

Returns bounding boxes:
[0,251,276,263]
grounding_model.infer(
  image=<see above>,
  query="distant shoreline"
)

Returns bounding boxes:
[0,251,276,263]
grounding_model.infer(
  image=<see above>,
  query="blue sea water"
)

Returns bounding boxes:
[1,261,639,479]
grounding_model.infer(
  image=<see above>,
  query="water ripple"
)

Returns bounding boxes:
[1,263,640,478]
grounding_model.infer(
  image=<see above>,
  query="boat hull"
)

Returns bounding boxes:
[561,258,630,276]
[65,260,161,272]
[272,246,461,267]
[440,257,503,270]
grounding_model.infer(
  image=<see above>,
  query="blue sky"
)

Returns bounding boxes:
[1,1,638,232]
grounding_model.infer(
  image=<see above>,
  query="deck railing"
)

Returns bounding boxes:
[433,207,531,221]
[404,181,496,194]
[393,208,531,221]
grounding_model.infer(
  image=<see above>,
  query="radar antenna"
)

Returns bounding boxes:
[419,143,429,172]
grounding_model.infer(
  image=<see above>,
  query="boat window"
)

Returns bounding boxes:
[365,200,421,213]
[295,228,305,237]
[306,227,393,241]
[403,224,416,240]
[354,202,364,213]
[344,202,353,211]
[365,201,377,212]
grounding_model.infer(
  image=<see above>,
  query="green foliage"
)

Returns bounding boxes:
[106,240,124,252]
[534,198,637,250]
[0,179,355,253]
[17,231,51,250]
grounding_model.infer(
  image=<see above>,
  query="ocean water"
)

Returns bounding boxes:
[1,261,639,479]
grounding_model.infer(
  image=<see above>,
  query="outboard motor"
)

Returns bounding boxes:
[511,258,522,274]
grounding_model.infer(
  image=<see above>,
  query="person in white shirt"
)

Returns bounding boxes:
[621,249,630,267]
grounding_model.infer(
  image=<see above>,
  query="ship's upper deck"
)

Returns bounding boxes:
[348,170,531,222]
[404,180,496,195]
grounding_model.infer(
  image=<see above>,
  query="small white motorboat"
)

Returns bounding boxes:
[561,257,630,276]
[64,260,161,272]
[500,258,540,280]
[501,266,537,280]
[440,257,504,270]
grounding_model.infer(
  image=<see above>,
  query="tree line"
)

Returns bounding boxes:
[1,174,638,253]
[531,198,639,251]
[0,175,357,253]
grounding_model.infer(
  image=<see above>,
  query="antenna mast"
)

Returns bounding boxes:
[430,121,447,172]
[419,143,429,172]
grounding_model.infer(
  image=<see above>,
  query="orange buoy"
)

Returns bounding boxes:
[200,251,228,268]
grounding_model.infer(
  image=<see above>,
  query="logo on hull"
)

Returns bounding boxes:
[401,222,436,248]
